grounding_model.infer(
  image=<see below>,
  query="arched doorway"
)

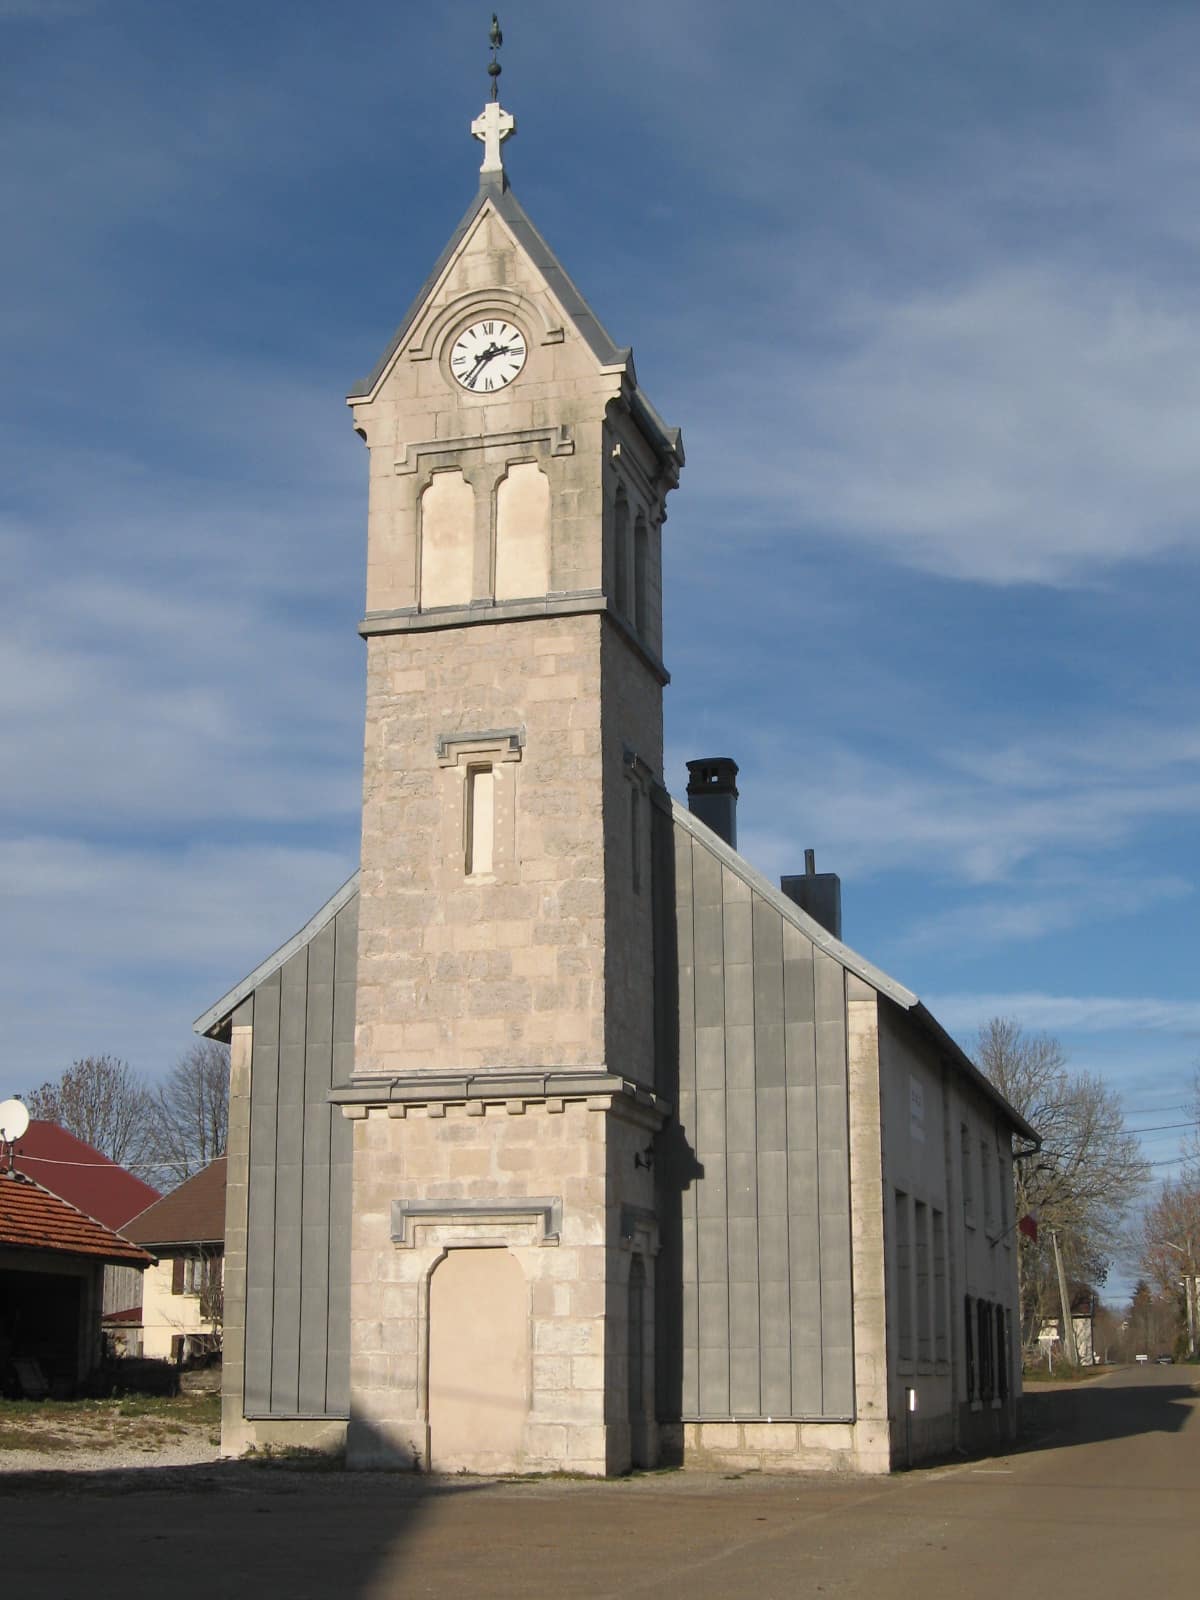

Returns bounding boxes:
[428,1247,528,1471]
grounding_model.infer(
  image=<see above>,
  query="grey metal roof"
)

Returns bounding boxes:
[346,175,683,469]
[670,800,918,1008]
[193,872,359,1039]
[670,800,1039,1144]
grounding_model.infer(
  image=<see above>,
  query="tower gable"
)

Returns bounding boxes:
[347,180,681,679]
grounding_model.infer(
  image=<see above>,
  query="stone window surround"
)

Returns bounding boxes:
[390,1206,560,1469]
[414,446,563,613]
[436,726,523,886]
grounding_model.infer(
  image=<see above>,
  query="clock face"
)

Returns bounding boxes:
[449,318,527,393]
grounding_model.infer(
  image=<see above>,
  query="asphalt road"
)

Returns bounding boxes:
[4,1365,1196,1599]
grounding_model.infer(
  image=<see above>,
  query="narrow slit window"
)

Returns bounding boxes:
[634,513,649,636]
[997,1149,1011,1242]
[932,1208,948,1363]
[630,785,641,894]
[895,1190,913,1362]
[613,490,631,617]
[981,1139,994,1229]
[964,1295,976,1401]
[466,764,495,876]
[961,1122,974,1226]
[978,1299,994,1401]
[915,1200,931,1364]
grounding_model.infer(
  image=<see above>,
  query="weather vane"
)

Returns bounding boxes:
[488,14,503,102]
[472,13,515,178]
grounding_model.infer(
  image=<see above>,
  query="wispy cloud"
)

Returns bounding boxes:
[734,715,1200,890]
[925,992,1200,1038]
[0,834,357,1086]
[901,874,1192,955]
[687,261,1200,587]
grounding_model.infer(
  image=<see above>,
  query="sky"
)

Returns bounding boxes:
[3,1,1198,1294]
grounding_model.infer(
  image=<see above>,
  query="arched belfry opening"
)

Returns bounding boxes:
[494,459,551,600]
[613,487,631,619]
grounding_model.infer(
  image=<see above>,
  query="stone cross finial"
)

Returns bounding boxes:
[471,100,516,177]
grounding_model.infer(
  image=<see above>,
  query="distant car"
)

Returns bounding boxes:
[1156,1354,1174,1365]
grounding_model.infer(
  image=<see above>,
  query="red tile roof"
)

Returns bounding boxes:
[101,1306,144,1325]
[123,1157,226,1248]
[0,1172,152,1267]
[10,1121,160,1229]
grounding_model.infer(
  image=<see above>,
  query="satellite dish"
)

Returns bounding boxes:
[0,1099,30,1142]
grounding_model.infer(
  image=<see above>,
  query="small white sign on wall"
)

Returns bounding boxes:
[909,1075,925,1142]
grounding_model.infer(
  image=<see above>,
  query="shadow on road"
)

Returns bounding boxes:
[1016,1374,1197,1455]
[1,1458,493,1600]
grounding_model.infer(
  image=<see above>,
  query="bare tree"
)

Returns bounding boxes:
[1127,1278,1181,1359]
[974,1018,1149,1347]
[1138,1177,1200,1356]
[146,1040,229,1186]
[23,1055,157,1174]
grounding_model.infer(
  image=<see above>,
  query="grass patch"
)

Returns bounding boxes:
[1023,1363,1112,1384]
[0,1391,221,1453]
[114,1393,219,1422]
[0,1427,77,1453]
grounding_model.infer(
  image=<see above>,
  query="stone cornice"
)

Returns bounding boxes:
[358,593,671,685]
[330,1069,668,1128]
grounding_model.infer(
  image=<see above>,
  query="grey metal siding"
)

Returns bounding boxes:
[666,823,855,1422]
[243,898,355,1418]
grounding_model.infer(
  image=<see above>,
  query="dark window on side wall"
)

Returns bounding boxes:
[964,1296,976,1401]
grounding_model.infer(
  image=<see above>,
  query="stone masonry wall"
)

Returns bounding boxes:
[355,613,608,1077]
[345,1091,657,1475]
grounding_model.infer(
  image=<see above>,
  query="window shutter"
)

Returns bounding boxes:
[171,1256,185,1296]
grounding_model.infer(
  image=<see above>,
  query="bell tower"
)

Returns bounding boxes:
[337,32,683,1476]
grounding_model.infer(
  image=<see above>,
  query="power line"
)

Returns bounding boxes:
[13,1154,183,1171]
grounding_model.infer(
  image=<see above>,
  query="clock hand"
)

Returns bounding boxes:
[464,348,494,383]
[462,341,521,388]
[469,343,512,381]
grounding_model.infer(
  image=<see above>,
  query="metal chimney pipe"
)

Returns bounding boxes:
[685,757,739,848]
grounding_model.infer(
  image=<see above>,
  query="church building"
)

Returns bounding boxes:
[196,68,1036,1476]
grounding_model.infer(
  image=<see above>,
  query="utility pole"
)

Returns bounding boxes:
[1051,1229,1079,1366]
[1163,1239,1197,1359]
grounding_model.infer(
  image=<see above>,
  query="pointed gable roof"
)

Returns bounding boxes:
[346,176,683,470]
[123,1158,226,1249]
[12,1121,160,1229]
